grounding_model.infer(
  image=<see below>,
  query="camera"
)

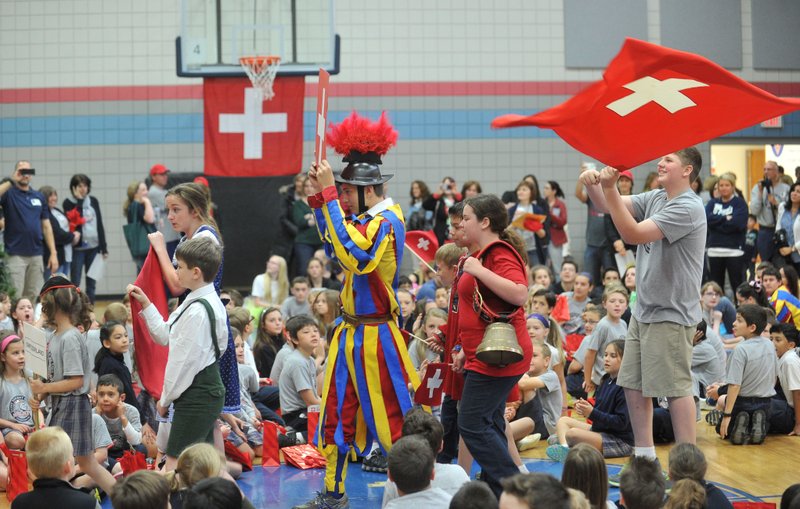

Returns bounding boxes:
[19,168,35,176]
[761,177,772,192]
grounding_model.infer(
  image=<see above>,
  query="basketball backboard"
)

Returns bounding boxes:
[177,0,339,77]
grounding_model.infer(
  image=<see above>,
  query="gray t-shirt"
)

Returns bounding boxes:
[726,337,777,398]
[588,318,628,385]
[100,403,142,452]
[573,334,591,368]
[148,184,181,243]
[270,343,294,382]
[47,328,91,396]
[536,370,562,434]
[384,487,452,509]
[563,292,590,335]
[278,350,317,413]
[0,378,34,427]
[92,412,113,451]
[691,327,726,388]
[630,189,706,326]
[280,297,311,320]
[586,198,608,248]
[238,363,259,421]
[382,463,469,507]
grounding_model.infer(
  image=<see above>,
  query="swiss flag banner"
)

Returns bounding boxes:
[492,38,800,170]
[204,76,304,177]
[414,362,448,406]
[131,248,169,400]
[405,230,439,266]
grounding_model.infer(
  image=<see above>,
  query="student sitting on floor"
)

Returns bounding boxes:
[499,473,571,509]
[709,304,777,445]
[111,470,171,509]
[226,327,264,459]
[385,435,452,509]
[565,306,602,401]
[769,322,800,436]
[618,456,666,509]
[448,481,498,509]
[278,315,322,440]
[517,340,562,440]
[667,443,732,509]
[94,374,145,474]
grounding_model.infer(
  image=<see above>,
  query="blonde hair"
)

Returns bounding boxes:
[718,172,737,186]
[263,255,289,305]
[123,181,142,216]
[167,443,223,491]
[413,308,448,362]
[664,479,705,509]
[27,427,73,479]
[167,183,221,240]
[310,289,339,333]
[103,302,129,323]
[602,283,629,302]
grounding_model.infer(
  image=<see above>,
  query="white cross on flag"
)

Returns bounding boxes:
[405,230,439,266]
[492,38,800,171]
[414,362,448,406]
[204,76,304,177]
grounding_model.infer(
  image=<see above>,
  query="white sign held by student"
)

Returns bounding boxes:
[23,323,48,379]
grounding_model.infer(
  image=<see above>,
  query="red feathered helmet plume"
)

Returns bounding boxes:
[326,111,398,186]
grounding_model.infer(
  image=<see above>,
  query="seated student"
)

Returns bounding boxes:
[278,315,322,439]
[566,306,602,401]
[382,408,469,507]
[11,427,99,509]
[554,258,578,295]
[385,436,452,509]
[94,321,140,416]
[562,273,593,335]
[691,319,726,401]
[560,444,614,509]
[397,288,417,336]
[166,443,255,509]
[769,323,800,435]
[0,332,38,450]
[782,484,800,509]
[449,481,498,509]
[582,285,628,396]
[0,292,13,331]
[547,340,632,462]
[228,327,263,459]
[111,470,171,509]
[228,307,258,375]
[713,304,777,445]
[183,477,243,509]
[763,267,800,328]
[517,341,562,440]
[589,267,620,303]
[667,443,732,509]
[95,374,144,473]
[618,456,666,509]
[499,473,570,509]
[663,479,705,509]
[280,277,311,319]
[409,309,447,370]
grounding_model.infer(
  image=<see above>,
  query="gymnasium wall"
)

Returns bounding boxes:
[1,0,799,294]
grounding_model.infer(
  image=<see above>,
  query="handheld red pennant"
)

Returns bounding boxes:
[414,362,448,406]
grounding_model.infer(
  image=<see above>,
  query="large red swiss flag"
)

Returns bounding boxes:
[204,76,304,176]
[492,38,800,170]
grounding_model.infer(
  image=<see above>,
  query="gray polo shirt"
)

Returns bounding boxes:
[726,337,777,398]
[278,349,317,413]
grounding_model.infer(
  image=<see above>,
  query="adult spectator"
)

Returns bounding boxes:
[423,176,462,245]
[780,165,794,187]
[751,160,790,264]
[501,174,534,204]
[509,180,550,266]
[291,176,323,278]
[576,163,613,287]
[641,172,660,192]
[39,185,79,279]
[461,180,482,200]
[0,161,58,297]
[543,180,568,275]
[605,170,636,272]
[706,172,748,293]
[63,173,107,304]
[406,180,433,231]
[147,164,181,259]
[274,174,304,262]
[123,181,156,273]
[776,182,800,272]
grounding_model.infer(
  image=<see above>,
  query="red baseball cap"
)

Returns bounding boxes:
[619,170,634,182]
[150,164,170,176]
[194,176,209,187]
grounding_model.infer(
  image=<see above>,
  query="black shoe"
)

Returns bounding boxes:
[705,409,723,426]
[730,412,750,445]
[361,449,388,473]
[292,492,350,509]
[278,432,300,449]
[750,409,767,445]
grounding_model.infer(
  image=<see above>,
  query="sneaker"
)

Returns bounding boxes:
[545,444,570,463]
[292,492,350,509]
[730,412,750,445]
[705,409,723,426]
[516,433,542,452]
[362,449,388,473]
[547,434,559,446]
[750,409,767,445]
[278,432,300,449]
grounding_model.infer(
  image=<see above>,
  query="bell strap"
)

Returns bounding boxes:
[471,240,526,324]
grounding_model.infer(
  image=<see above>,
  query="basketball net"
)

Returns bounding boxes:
[239,56,281,101]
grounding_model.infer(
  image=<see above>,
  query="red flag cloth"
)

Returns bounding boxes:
[0,443,28,501]
[405,230,439,266]
[119,449,148,475]
[552,294,571,324]
[492,38,800,171]
[414,362,448,406]
[281,444,326,470]
[204,76,304,177]
[564,333,586,362]
[261,420,281,467]
[131,248,169,400]
[223,440,253,471]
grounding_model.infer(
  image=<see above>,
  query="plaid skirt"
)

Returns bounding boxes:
[48,394,93,456]
[600,432,634,458]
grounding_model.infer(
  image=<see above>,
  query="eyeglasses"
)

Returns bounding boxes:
[703,291,719,297]
[584,319,599,325]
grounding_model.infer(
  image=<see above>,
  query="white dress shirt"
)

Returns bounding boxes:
[141,283,228,407]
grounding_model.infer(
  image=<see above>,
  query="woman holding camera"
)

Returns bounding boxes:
[453,194,532,498]
[423,176,462,245]
[705,172,748,294]
[775,182,800,272]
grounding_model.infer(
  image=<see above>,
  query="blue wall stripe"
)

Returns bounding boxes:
[1,109,798,148]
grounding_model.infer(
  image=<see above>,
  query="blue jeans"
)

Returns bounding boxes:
[71,247,99,303]
[253,385,285,426]
[458,370,522,497]
[44,262,70,281]
[437,395,460,463]
[757,226,776,265]
[583,244,614,286]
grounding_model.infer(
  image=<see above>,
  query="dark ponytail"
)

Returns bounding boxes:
[499,228,529,267]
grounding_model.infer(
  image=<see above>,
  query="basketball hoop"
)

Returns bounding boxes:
[239,56,281,101]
